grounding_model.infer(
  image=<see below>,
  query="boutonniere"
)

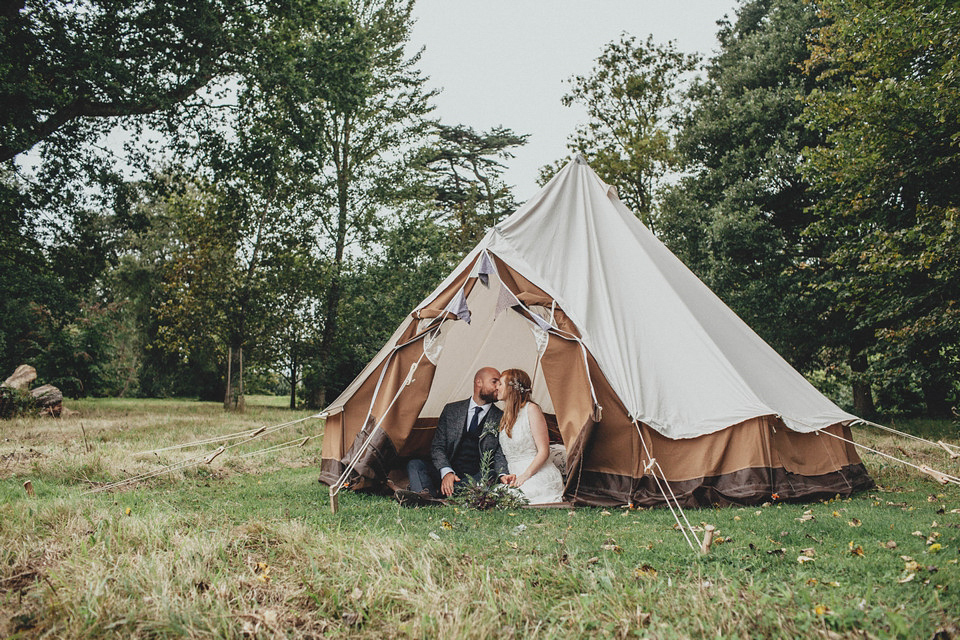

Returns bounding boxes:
[481,419,500,439]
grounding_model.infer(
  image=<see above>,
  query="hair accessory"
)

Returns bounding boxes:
[507,378,529,394]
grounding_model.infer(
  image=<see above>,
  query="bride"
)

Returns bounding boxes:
[497,368,564,504]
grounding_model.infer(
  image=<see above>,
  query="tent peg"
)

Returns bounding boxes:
[937,441,960,460]
[700,525,716,554]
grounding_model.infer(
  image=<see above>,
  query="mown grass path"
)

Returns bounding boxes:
[1,398,959,638]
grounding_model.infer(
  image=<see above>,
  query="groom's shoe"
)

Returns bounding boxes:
[394,488,446,507]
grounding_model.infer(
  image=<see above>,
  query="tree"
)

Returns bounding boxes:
[657,0,840,393]
[800,0,960,416]
[410,123,528,246]
[539,34,698,229]
[0,0,351,163]
[0,0,358,401]
[301,0,436,407]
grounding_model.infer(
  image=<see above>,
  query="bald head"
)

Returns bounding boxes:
[473,367,500,404]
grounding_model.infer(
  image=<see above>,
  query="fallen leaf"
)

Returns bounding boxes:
[848,542,865,557]
[797,556,814,564]
[634,564,657,579]
[441,520,453,530]
[806,578,818,586]
[928,543,942,553]
[587,556,599,565]
[912,531,924,537]
[848,519,862,527]
[428,532,441,541]
[832,511,841,518]
[124,507,131,516]
[885,540,898,549]
[734,515,741,521]
[797,513,815,523]
[601,544,622,553]
[905,560,919,572]
[814,604,828,616]
[350,587,363,600]
[826,581,841,587]
[898,573,916,584]
[801,548,816,557]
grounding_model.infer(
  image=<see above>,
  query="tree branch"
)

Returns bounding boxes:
[0,72,215,163]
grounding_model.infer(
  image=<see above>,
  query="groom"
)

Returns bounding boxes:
[399,366,508,504]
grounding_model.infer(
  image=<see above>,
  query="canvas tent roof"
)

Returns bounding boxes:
[325,156,858,440]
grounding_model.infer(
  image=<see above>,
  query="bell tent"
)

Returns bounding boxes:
[318,156,874,507]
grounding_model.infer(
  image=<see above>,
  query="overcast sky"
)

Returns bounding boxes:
[409,0,741,200]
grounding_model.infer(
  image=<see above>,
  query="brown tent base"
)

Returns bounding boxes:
[568,463,875,508]
[319,459,874,510]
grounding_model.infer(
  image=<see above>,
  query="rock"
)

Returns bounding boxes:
[31,385,63,417]
[2,365,37,390]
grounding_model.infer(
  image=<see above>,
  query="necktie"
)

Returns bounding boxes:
[468,406,482,434]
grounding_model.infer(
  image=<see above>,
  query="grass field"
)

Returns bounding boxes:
[1,397,959,638]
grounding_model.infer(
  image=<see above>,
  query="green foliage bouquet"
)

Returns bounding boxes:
[449,450,529,511]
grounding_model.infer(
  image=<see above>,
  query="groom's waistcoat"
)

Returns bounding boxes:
[450,423,482,478]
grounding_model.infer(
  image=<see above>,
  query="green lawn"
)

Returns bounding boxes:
[1,398,958,638]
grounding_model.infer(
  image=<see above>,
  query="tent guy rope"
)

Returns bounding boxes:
[817,429,960,486]
[85,412,325,494]
[633,419,702,553]
[328,349,431,514]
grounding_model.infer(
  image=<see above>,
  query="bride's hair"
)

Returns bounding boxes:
[499,368,532,438]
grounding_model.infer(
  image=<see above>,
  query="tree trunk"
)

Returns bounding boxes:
[236,346,245,412]
[312,126,351,409]
[224,346,233,410]
[289,353,298,410]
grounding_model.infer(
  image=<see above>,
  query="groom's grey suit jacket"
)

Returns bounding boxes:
[431,398,508,481]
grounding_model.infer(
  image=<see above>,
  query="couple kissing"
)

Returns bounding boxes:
[400,367,564,505]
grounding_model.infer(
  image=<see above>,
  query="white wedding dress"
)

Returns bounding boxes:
[499,404,564,504]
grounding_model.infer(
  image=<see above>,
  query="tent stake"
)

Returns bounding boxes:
[700,525,716,554]
[920,464,951,485]
[937,440,960,460]
[330,486,339,514]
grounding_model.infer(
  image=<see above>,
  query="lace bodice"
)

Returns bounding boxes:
[499,404,539,461]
